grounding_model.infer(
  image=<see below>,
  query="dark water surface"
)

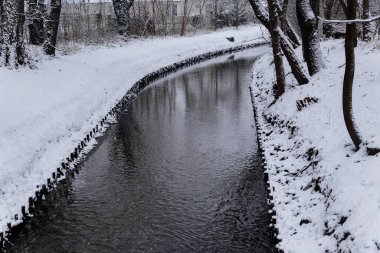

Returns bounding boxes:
[10,49,274,253]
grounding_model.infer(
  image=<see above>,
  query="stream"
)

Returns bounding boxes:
[9,48,275,253]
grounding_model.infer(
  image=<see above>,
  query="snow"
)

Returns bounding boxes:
[251,40,380,252]
[0,25,268,234]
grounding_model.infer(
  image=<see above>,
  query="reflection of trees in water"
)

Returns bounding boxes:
[9,55,274,252]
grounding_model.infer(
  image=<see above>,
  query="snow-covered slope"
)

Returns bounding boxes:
[0,25,267,233]
[251,40,380,253]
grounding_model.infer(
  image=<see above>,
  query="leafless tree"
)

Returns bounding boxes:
[267,0,285,98]
[296,0,324,75]
[342,0,362,150]
[44,0,62,55]
[28,0,46,45]
[310,0,323,36]
[227,0,249,28]
[338,0,347,17]
[248,0,310,85]
[362,0,370,41]
[15,0,26,65]
[280,0,289,31]
[180,0,188,36]
[0,0,29,67]
[112,0,134,35]
[323,0,336,37]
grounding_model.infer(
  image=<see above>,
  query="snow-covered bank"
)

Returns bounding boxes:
[0,25,268,234]
[251,40,380,252]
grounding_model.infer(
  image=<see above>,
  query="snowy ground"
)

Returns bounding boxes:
[251,40,380,253]
[0,25,269,234]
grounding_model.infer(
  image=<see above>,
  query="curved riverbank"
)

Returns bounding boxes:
[0,26,269,247]
[250,41,380,253]
[8,50,276,252]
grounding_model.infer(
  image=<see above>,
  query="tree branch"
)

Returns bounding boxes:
[317,15,380,24]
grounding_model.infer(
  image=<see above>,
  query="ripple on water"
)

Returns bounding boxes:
[9,50,274,253]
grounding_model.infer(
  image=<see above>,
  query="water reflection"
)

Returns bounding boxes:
[10,49,274,253]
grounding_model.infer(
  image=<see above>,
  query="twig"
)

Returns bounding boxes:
[241,36,269,43]
[258,25,271,44]
[338,63,346,68]
[287,161,319,177]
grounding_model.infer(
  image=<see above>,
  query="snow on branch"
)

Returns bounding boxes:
[317,15,380,24]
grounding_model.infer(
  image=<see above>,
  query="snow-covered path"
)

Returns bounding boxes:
[0,25,267,233]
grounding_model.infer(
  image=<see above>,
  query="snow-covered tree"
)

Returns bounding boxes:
[343,0,362,150]
[226,0,249,28]
[267,0,285,98]
[248,0,310,85]
[210,0,229,30]
[296,0,324,75]
[28,0,47,45]
[112,0,134,35]
[43,0,61,55]
[362,0,370,41]
[180,0,188,36]
[0,0,29,67]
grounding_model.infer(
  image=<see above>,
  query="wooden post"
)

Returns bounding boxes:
[28,197,34,213]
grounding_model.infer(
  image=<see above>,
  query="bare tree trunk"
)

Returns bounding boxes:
[28,0,46,45]
[180,0,188,36]
[248,0,310,85]
[112,0,134,35]
[362,0,370,41]
[311,0,323,37]
[213,0,218,30]
[284,19,302,47]
[0,0,4,61]
[44,0,61,55]
[338,0,348,17]
[323,0,335,37]
[1,2,15,66]
[1,0,28,67]
[152,0,157,35]
[278,0,301,47]
[296,0,324,75]
[280,0,289,31]
[267,0,286,98]
[15,0,27,66]
[343,0,362,149]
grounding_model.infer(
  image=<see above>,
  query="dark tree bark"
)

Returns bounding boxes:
[343,0,362,149]
[310,0,323,37]
[284,19,302,47]
[44,0,61,55]
[15,0,27,66]
[338,0,348,17]
[278,0,302,47]
[248,0,310,85]
[267,0,286,98]
[112,0,134,35]
[280,0,289,31]
[362,0,370,42]
[0,0,3,60]
[28,0,46,45]
[213,0,218,30]
[296,0,324,75]
[323,0,336,37]
[180,0,188,36]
